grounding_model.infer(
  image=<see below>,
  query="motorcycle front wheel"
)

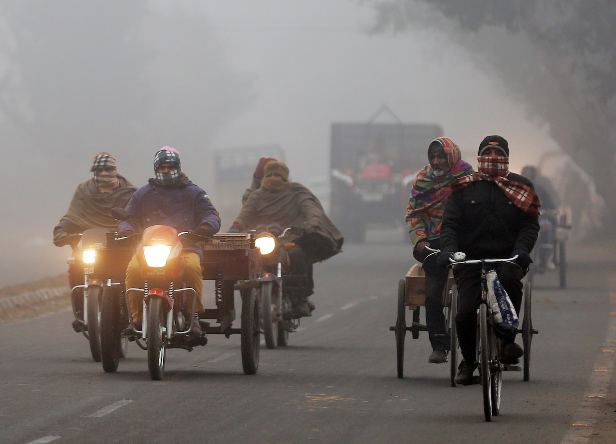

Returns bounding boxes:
[86,285,102,363]
[241,288,260,375]
[261,282,278,349]
[100,286,121,373]
[147,297,168,381]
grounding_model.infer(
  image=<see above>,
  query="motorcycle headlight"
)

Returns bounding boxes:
[143,245,172,267]
[83,249,96,264]
[255,234,277,255]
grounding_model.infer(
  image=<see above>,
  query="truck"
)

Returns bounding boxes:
[330,107,443,243]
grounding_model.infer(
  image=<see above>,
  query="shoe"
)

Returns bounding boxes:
[455,360,478,385]
[72,319,85,332]
[190,314,203,337]
[428,349,448,364]
[293,300,312,318]
[307,299,316,312]
[501,342,523,364]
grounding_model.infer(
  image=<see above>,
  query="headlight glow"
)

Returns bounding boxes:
[255,235,277,255]
[83,249,96,264]
[143,245,172,267]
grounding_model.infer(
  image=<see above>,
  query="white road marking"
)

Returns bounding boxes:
[208,352,235,363]
[88,399,133,418]
[315,313,334,323]
[340,302,358,310]
[26,436,60,444]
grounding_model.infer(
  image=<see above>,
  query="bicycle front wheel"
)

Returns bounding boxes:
[479,304,492,422]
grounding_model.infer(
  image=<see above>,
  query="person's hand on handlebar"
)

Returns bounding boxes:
[193,225,215,238]
[512,250,532,271]
[413,241,430,262]
[437,252,453,269]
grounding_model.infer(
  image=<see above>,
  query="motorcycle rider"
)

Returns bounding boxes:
[438,135,540,385]
[53,152,137,331]
[406,137,474,364]
[242,157,277,205]
[228,160,343,317]
[117,147,221,336]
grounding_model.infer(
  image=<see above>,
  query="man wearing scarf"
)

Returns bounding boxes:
[118,147,221,338]
[241,157,278,205]
[438,135,540,385]
[406,137,474,364]
[53,152,137,330]
[229,161,343,317]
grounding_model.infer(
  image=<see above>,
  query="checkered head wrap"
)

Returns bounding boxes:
[451,156,541,217]
[90,152,118,186]
[90,152,117,172]
[154,147,181,186]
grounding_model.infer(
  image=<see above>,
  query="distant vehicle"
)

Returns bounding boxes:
[214,145,285,225]
[330,106,443,243]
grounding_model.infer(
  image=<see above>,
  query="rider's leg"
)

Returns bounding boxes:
[286,246,314,315]
[181,252,205,314]
[125,254,144,323]
[423,254,450,353]
[453,263,483,364]
[494,262,524,315]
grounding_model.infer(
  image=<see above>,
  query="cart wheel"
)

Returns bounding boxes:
[523,281,533,381]
[559,241,567,289]
[241,288,260,375]
[449,284,458,387]
[396,279,406,379]
[411,306,420,339]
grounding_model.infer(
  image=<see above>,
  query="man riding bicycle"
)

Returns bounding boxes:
[406,137,474,363]
[438,135,540,385]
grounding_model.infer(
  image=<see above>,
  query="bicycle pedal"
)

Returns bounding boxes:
[504,365,521,371]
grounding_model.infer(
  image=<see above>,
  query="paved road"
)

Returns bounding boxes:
[1,237,615,444]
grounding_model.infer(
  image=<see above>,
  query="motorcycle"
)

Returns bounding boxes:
[254,224,312,349]
[123,224,217,380]
[58,228,130,362]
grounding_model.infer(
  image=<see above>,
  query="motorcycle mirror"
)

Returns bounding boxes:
[112,207,130,221]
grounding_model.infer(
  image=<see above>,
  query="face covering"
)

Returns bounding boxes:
[477,156,509,177]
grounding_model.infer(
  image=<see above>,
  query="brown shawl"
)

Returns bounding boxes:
[60,175,137,231]
[234,182,343,263]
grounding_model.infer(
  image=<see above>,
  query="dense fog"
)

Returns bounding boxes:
[0,0,602,286]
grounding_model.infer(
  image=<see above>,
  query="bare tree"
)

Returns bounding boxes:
[371,0,616,233]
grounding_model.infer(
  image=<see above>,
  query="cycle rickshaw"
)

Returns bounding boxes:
[390,254,459,385]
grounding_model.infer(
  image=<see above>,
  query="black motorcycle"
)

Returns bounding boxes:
[254,224,313,349]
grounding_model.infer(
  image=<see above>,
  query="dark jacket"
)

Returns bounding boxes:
[439,172,539,259]
[118,178,221,258]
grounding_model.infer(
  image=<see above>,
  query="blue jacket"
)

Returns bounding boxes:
[118,178,221,258]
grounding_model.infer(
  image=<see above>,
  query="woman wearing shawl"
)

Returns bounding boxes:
[438,135,540,385]
[405,137,474,363]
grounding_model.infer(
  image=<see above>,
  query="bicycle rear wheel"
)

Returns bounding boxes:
[449,284,458,387]
[523,281,533,381]
[479,304,492,422]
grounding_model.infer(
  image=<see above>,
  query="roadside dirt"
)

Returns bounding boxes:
[0,273,71,326]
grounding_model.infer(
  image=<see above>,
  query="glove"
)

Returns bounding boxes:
[53,228,68,246]
[194,225,215,238]
[437,252,453,269]
[512,250,532,271]
[413,241,429,262]
[227,222,242,234]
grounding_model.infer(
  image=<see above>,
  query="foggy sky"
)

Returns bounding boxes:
[0,0,561,287]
